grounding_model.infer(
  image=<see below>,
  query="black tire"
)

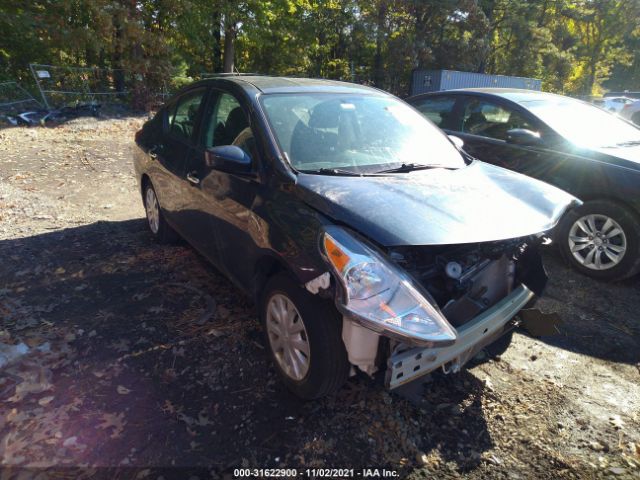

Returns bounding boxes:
[484,329,514,359]
[556,200,640,281]
[142,181,179,244]
[260,273,350,399]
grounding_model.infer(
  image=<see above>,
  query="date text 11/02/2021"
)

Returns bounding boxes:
[233,468,400,477]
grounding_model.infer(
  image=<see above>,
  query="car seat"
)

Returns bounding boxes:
[290,101,340,167]
[463,110,488,134]
[213,107,249,146]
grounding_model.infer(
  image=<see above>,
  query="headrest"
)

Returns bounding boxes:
[308,101,341,129]
[227,107,246,127]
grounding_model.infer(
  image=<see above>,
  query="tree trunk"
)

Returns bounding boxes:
[223,22,237,73]
[373,1,387,88]
[477,0,496,73]
[212,11,222,72]
[585,51,599,95]
[112,13,125,93]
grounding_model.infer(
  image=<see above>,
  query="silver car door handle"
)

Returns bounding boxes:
[186,172,200,185]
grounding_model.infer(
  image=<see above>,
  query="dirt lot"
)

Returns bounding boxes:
[0,118,639,479]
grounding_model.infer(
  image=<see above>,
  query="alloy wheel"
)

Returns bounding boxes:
[145,187,160,234]
[568,214,627,270]
[266,293,311,381]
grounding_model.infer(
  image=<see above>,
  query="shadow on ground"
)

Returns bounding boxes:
[534,248,640,366]
[1,219,495,475]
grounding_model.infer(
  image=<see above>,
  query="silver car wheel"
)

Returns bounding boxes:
[145,187,160,234]
[266,293,310,381]
[568,214,627,270]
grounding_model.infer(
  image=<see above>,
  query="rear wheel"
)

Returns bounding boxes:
[143,182,178,244]
[556,200,640,281]
[260,273,349,399]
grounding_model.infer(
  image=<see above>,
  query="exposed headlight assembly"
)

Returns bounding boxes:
[321,227,457,347]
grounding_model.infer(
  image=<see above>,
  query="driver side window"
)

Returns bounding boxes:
[461,98,537,141]
[203,92,250,149]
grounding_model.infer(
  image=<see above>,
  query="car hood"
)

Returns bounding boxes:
[295,161,580,246]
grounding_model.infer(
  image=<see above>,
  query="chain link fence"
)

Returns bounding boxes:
[0,81,43,114]
[29,64,172,111]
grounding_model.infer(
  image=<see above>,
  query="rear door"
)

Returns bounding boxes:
[409,95,463,132]
[151,88,208,224]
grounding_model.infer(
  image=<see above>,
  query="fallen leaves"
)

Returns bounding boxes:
[116,385,131,395]
[8,365,53,402]
[162,399,176,415]
[38,395,55,406]
[62,436,86,451]
[610,415,625,430]
[98,412,126,439]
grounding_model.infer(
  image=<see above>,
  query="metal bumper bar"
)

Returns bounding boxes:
[386,285,535,389]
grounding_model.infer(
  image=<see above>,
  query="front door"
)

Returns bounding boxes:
[181,89,262,289]
[454,96,557,183]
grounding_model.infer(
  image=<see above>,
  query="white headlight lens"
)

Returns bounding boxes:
[344,262,387,300]
[322,229,456,345]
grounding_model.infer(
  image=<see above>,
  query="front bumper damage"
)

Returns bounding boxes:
[385,284,535,389]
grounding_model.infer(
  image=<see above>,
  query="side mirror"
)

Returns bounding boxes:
[205,145,252,174]
[448,135,464,149]
[506,128,542,146]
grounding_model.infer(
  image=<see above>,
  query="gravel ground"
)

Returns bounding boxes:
[0,118,639,479]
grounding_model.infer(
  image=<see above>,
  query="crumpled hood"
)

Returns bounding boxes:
[296,161,580,246]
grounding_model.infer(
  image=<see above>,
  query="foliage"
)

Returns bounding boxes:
[0,0,638,99]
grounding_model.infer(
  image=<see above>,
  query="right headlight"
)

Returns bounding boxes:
[321,227,457,347]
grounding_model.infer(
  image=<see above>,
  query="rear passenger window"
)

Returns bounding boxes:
[412,96,456,128]
[169,89,206,142]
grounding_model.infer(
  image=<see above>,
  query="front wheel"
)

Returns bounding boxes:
[556,200,640,281]
[260,273,350,399]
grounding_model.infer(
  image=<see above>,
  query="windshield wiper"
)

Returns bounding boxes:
[375,163,449,174]
[301,168,363,176]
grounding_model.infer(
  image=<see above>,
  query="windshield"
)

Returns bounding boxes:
[523,98,640,148]
[260,93,465,173]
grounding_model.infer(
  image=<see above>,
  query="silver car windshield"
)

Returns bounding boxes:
[524,98,640,148]
[260,93,466,173]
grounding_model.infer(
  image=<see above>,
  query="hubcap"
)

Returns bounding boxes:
[266,293,310,381]
[145,187,160,234]
[568,214,627,270]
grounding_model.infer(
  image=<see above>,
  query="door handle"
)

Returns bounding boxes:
[148,146,158,160]
[186,171,200,185]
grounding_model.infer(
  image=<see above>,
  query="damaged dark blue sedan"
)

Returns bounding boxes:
[133,76,579,399]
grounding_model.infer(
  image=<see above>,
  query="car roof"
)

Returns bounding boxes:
[605,96,634,101]
[191,75,385,96]
[412,87,571,104]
